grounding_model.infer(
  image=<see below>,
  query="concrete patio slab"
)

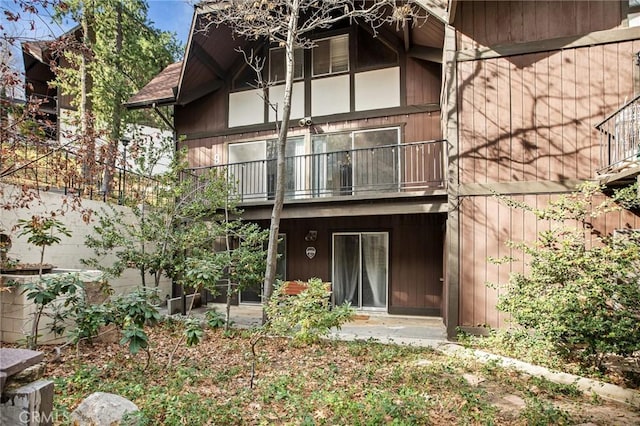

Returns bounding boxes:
[163,302,448,347]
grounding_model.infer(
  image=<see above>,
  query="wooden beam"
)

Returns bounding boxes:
[457,26,640,62]
[407,46,443,63]
[404,19,412,52]
[443,23,459,339]
[239,195,448,221]
[153,106,174,131]
[181,103,441,141]
[413,0,448,24]
[458,180,585,197]
[448,0,458,25]
[597,166,640,187]
[191,41,227,78]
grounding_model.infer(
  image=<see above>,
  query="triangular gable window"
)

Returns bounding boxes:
[356,26,398,70]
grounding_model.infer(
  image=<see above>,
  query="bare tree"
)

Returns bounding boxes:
[197,0,423,307]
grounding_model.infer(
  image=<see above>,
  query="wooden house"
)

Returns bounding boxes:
[128,1,640,337]
[22,28,81,142]
[447,0,640,335]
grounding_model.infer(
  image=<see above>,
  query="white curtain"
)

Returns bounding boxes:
[362,234,387,307]
[333,235,359,305]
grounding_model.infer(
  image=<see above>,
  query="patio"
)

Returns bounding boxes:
[162,303,448,348]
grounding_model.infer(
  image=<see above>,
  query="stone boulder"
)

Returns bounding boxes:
[70,392,139,426]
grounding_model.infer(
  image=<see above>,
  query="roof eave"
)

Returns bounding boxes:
[175,5,199,102]
[413,0,448,24]
[124,97,176,111]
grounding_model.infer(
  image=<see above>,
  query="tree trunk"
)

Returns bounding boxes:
[262,0,300,315]
[102,2,124,199]
[80,2,96,189]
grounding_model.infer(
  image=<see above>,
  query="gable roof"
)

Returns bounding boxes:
[124,61,182,109]
[128,1,447,110]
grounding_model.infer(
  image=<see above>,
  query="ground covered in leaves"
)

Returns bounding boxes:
[46,321,640,425]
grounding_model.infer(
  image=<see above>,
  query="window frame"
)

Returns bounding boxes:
[312,34,350,78]
[268,46,305,83]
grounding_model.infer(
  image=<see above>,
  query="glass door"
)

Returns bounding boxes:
[312,132,351,196]
[352,128,400,193]
[228,140,267,200]
[312,128,399,196]
[332,232,388,309]
[267,137,306,199]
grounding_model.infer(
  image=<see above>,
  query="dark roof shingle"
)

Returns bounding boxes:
[125,61,182,109]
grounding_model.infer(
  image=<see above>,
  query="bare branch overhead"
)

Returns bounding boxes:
[195,1,428,48]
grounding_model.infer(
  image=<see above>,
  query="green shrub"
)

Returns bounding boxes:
[495,183,640,368]
[265,278,354,345]
[205,309,226,329]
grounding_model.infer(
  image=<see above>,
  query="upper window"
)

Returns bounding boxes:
[312,35,349,77]
[269,47,304,83]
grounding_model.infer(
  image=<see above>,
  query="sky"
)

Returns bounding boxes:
[0,0,194,55]
[146,0,193,45]
[0,0,194,97]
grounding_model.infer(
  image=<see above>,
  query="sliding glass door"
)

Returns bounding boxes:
[352,128,400,193]
[312,128,400,196]
[332,232,388,309]
[267,137,306,198]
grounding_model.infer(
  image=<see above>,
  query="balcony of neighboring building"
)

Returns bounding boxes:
[596,93,640,186]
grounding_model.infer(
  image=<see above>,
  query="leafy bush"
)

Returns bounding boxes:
[205,309,226,329]
[107,288,161,355]
[108,288,161,329]
[184,318,204,346]
[21,273,83,348]
[495,183,640,368]
[69,302,108,344]
[265,278,354,345]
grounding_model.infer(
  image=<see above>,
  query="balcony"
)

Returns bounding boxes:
[596,94,640,185]
[186,139,447,204]
[30,94,57,115]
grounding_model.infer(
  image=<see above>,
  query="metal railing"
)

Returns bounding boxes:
[1,137,162,205]
[187,139,447,203]
[596,93,640,174]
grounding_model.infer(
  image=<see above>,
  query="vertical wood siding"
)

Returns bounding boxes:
[457,41,639,185]
[455,1,624,50]
[406,58,441,105]
[175,90,227,136]
[180,111,442,169]
[459,194,640,328]
[455,1,638,329]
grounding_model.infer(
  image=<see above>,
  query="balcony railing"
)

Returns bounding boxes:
[187,139,447,203]
[596,93,640,174]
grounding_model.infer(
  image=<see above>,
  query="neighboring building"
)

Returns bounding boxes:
[22,29,173,182]
[129,1,640,337]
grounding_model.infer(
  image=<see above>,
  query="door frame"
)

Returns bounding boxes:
[331,231,389,311]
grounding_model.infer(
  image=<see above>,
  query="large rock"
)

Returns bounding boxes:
[70,392,139,426]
